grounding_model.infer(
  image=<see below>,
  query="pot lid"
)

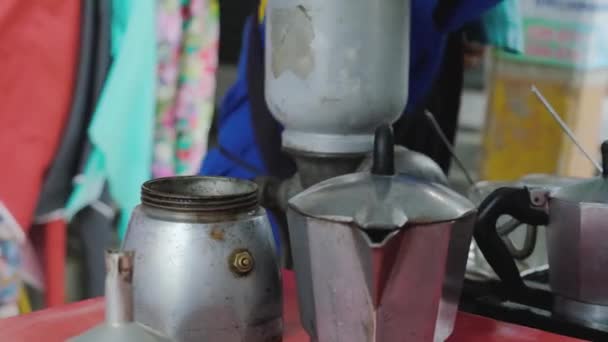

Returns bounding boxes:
[552,142,608,204]
[357,145,448,185]
[288,126,475,230]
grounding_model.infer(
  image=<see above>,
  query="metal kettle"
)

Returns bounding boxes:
[474,141,608,330]
[466,174,582,281]
[286,126,477,342]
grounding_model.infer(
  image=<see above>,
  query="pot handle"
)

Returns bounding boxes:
[473,187,549,298]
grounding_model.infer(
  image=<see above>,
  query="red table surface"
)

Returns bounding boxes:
[0,271,583,342]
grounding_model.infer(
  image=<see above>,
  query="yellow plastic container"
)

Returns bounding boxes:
[481,52,608,180]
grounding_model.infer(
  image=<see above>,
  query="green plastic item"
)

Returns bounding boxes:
[66,0,157,239]
[482,0,524,54]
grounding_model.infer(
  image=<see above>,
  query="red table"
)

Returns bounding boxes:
[0,271,584,342]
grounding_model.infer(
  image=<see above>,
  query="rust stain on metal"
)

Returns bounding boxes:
[210,227,225,241]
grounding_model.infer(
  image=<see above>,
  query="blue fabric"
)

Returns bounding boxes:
[409,0,501,107]
[200,1,501,248]
[200,18,267,179]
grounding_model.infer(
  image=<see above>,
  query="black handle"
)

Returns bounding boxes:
[372,125,395,176]
[602,141,608,177]
[473,187,549,300]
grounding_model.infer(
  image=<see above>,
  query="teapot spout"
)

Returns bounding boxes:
[365,230,404,307]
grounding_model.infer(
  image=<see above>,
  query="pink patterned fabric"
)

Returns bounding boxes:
[153,0,219,178]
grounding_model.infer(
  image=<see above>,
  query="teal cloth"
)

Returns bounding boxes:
[66,0,156,239]
[482,0,524,54]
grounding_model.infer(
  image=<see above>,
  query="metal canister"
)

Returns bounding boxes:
[123,177,282,342]
[265,0,411,154]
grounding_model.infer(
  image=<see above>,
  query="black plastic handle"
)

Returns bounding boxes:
[372,125,395,176]
[473,187,549,300]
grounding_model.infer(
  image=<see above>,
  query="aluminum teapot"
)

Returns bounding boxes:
[474,142,608,330]
[286,126,476,341]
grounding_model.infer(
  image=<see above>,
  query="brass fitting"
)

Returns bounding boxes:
[229,249,255,275]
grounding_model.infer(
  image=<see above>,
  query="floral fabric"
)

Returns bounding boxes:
[0,241,20,307]
[153,0,220,178]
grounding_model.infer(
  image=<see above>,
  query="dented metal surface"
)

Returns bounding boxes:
[265,0,411,154]
[270,6,315,79]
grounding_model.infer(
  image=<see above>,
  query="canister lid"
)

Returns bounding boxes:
[552,142,608,204]
[288,126,475,230]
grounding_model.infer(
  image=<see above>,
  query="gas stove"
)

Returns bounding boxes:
[463,176,608,341]
[461,273,608,341]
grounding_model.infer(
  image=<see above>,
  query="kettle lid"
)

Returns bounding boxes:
[552,141,608,204]
[288,126,476,230]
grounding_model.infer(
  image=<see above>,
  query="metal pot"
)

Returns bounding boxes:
[473,142,608,330]
[466,174,581,281]
[123,177,282,342]
[265,0,410,154]
[357,145,448,185]
[286,126,476,341]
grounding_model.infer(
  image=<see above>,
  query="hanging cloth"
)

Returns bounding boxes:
[0,0,80,230]
[481,0,524,54]
[153,0,182,178]
[66,0,157,239]
[152,0,220,178]
[63,0,115,299]
[34,0,112,222]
